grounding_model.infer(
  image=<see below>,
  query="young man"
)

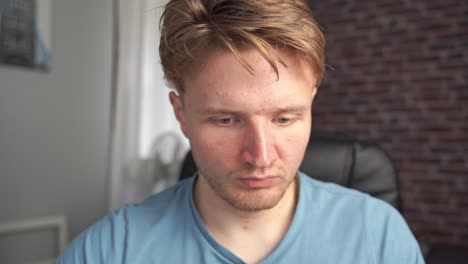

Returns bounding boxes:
[55,0,424,263]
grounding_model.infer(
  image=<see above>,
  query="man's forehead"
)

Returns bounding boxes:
[183,49,314,93]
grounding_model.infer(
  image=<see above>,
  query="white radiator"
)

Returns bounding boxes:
[0,215,68,264]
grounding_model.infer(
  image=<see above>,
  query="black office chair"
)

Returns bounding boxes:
[179,132,400,208]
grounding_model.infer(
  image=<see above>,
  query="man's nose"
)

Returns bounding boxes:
[241,122,278,168]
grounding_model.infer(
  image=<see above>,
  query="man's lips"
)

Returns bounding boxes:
[238,176,279,188]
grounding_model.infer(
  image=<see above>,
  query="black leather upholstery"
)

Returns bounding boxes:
[179,132,400,208]
[299,132,399,208]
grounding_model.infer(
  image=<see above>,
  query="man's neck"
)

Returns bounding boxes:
[193,174,298,263]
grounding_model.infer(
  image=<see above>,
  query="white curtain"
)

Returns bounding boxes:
[109,0,189,211]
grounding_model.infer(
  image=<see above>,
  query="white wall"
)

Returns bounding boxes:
[0,0,113,261]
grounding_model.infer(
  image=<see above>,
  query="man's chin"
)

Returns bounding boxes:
[225,198,281,212]
[221,187,287,212]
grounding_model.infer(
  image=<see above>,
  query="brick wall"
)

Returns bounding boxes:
[309,0,468,247]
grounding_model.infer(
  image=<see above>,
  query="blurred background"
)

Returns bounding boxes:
[0,0,466,263]
[308,0,468,256]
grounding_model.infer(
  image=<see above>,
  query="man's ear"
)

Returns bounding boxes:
[169,91,188,137]
[311,86,318,100]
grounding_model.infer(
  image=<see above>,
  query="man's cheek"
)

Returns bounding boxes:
[191,136,236,165]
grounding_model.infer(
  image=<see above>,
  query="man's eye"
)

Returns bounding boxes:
[275,117,294,125]
[213,118,234,125]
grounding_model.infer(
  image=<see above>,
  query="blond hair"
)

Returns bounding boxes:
[159,0,325,93]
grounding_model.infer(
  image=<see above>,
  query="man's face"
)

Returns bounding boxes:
[170,49,317,212]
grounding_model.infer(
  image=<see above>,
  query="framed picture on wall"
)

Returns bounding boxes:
[0,0,52,71]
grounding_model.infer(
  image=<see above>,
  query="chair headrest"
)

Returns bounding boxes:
[300,132,399,208]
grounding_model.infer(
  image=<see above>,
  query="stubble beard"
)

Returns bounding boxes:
[200,166,295,212]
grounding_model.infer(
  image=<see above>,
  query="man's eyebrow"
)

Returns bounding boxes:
[197,105,310,115]
[196,108,241,115]
[274,106,310,114]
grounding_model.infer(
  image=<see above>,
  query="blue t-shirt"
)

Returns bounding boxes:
[55,172,424,263]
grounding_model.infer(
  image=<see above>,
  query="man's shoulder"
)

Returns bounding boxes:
[54,177,195,263]
[297,172,423,263]
[109,176,195,231]
[298,171,401,222]
[140,176,193,209]
[299,171,373,203]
